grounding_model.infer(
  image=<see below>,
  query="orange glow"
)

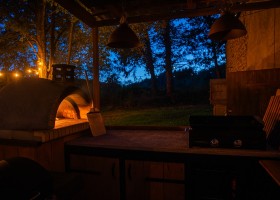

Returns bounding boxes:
[26,68,39,76]
[37,61,43,66]
[14,72,20,78]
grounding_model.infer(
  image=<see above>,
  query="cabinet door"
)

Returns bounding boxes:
[69,155,120,200]
[191,168,233,200]
[144,161,185,200]
[126,160,149,200]
[145,161,164,200]
[163,163,185,200]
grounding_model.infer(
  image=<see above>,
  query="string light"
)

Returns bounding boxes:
[0,69,39,83]
[14,72,20,78]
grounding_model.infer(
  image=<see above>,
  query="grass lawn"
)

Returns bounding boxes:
[101,104,212,127]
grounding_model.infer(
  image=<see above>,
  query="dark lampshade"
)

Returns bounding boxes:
[107,23,140,48]
[208,12,247,41]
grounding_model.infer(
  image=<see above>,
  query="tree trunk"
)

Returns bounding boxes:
[212,44,221,78]
[35,0,47,78]
[143,31,158,96]
[67,16,75,65]
[49,5,56,79]
[163,20,173,97]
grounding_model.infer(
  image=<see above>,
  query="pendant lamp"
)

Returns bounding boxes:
[107,15,140,48]
[208,12,247,41]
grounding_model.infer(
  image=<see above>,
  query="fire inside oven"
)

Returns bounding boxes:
[56,94,90,120]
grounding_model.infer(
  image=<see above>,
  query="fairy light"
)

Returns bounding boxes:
[37,60,43,67]
[0,68,41,83]
[14,72,20,78]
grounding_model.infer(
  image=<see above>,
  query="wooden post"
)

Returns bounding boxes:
[92,27,100,110]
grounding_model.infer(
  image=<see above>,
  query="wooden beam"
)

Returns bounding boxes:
[93,7,220,27]
[55,0,280,27]
[231,0,280,13]
[54,0,97,27]
[92,27,100,110]
[93,0,280,27]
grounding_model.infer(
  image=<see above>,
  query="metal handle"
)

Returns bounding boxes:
[128,164,132,181]
[112,162,116,179]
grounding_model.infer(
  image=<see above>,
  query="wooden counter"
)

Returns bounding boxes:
[259,160,280,187]
[65,129,280,159]
[64,128,280,200]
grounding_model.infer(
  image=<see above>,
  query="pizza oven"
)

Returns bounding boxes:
[0,78,91,130]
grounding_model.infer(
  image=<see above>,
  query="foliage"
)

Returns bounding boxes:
[0,0,36,71]
[176,16,226,77]
[99,65,225,109]
[0,0,110,79]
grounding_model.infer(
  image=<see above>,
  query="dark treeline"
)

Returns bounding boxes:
[99,65,226,109]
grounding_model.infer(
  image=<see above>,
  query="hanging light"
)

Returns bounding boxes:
[107,15,140,48]
[208,12,247,41]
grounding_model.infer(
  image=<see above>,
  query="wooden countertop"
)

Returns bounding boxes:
[259,160,280,187]
[65,129,280,159]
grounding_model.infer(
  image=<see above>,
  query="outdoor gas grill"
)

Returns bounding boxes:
[189,115,267,150]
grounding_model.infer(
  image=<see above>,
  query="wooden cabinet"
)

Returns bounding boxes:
[68,155,185,200]
[145,161,185,200]
[126,160,149,200]
[187,156,265,200]
[191,168,233,200]
[68,156,149,200]
[69,155,120,200]
[64,131,280,200]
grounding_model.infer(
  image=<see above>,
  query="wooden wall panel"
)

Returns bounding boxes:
[3,145,19,158]
[0,131,87,172]
[36,142,53,170]
[276,9,280,69]
[0,145,6,160]
[50,139,65,171]
[227,68,280,117]
[18,146,36,160]
[247,9,275,70]
[227,8,280,72]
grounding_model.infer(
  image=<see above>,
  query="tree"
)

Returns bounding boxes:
[142,27,158,95]
[102,23,150,84]
[34,0,47,77]
[0,0,37,72]
[151,20,182,98]
[0,0,94,79]
[162,20,173,97]
[177,16,226,78]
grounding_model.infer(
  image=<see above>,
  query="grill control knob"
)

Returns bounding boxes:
[210,138,219,147]
[233,139,242,148]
